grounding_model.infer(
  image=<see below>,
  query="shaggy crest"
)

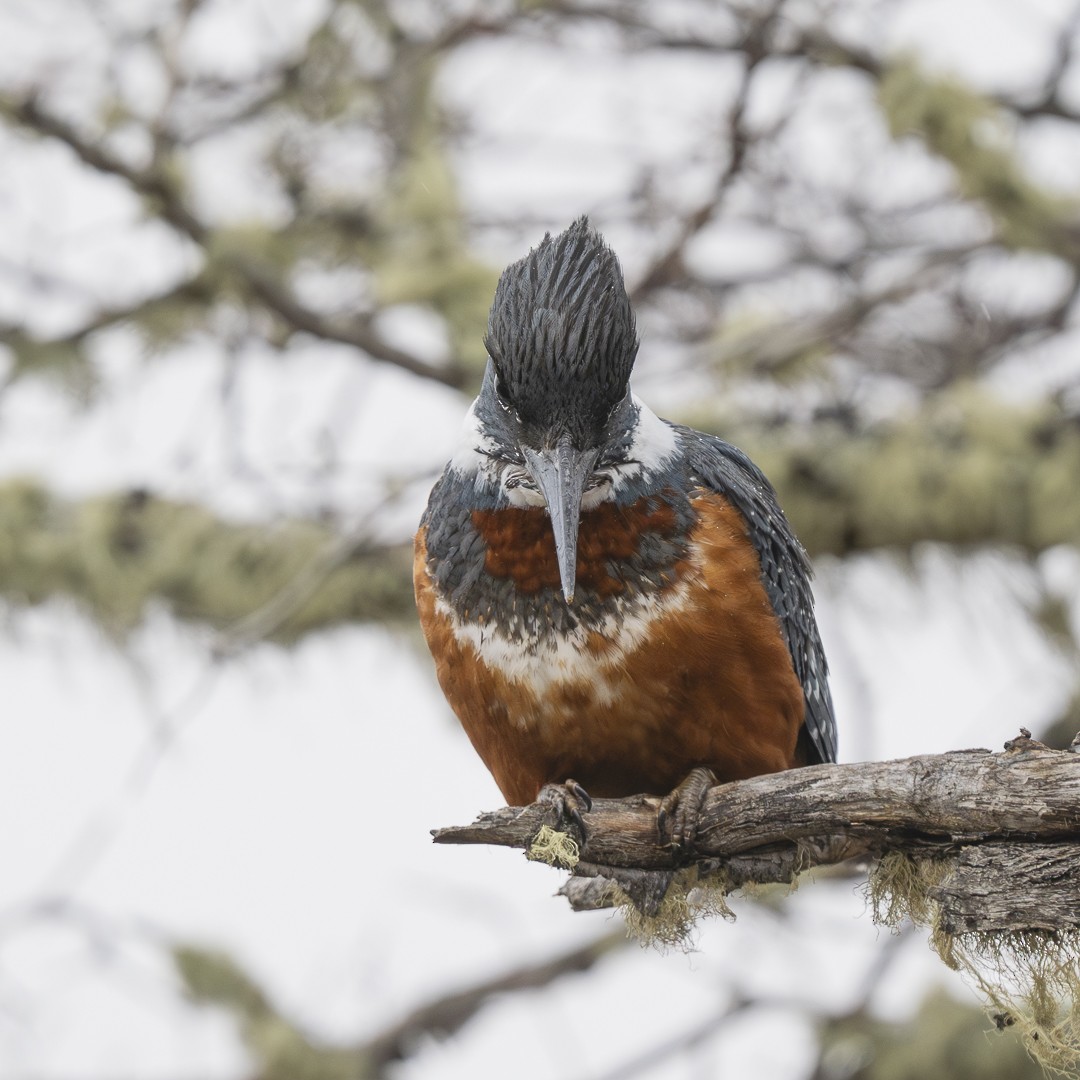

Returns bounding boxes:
[483,216,638,445]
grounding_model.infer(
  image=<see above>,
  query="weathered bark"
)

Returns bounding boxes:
[433,732,1080,929]
[931,843,1080,935]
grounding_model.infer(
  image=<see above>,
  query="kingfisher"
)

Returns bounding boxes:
[414,217,836,847]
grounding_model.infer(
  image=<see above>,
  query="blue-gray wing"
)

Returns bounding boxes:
[674,425,838,764]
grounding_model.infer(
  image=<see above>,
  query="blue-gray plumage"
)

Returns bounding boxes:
[677,428,838,765]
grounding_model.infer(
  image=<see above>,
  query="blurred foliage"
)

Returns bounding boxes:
[692,385,1080,555]
[175,947,366,1080]
[1043,689,1080,749]
[174,933,626,1080]
[0,479,414,638]
[2,383,1077,640]
[374,119,500,378]
[175,938,1057,1080]
[0,0,491,391]
[4,332,93,390]
[1033,590,1080,655]
[880,60,1078,258]
[124,274,221,353]
[816,988,1043,1080]
[175,946,274,1020]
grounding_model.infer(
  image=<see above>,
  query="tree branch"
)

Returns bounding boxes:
[174,930,626,1080]
[362,931,625,1072]
[0,94,466,389]
[433,732,1080,932]
[0,273,214,382]
[628,2,781,302]
[234,257,467,386]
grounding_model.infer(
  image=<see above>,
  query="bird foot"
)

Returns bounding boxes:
[537,778,593,841]
[657,767,717,851]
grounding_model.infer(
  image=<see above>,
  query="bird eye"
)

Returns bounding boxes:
[504,468,537,491]
[598,452,639,471]
[492,371,512,411]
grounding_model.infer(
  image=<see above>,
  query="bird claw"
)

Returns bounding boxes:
[537,778,593,841]
[657,767,717,851]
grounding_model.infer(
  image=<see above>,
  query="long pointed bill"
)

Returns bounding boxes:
[522,437,599,604]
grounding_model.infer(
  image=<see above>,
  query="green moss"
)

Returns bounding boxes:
[945,930,1080,1076]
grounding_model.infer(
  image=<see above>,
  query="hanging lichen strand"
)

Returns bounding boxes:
[869,852,1080,1075]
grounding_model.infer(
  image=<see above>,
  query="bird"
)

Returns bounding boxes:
[414,217,836,846]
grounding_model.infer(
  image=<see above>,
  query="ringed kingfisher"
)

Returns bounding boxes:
[414,217,836,846]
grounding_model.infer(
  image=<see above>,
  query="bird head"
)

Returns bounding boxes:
[471,217,640,604]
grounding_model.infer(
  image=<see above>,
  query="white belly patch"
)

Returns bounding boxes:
[437,577,694,708]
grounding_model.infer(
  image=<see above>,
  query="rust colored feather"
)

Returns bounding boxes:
[415,492,804,806]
